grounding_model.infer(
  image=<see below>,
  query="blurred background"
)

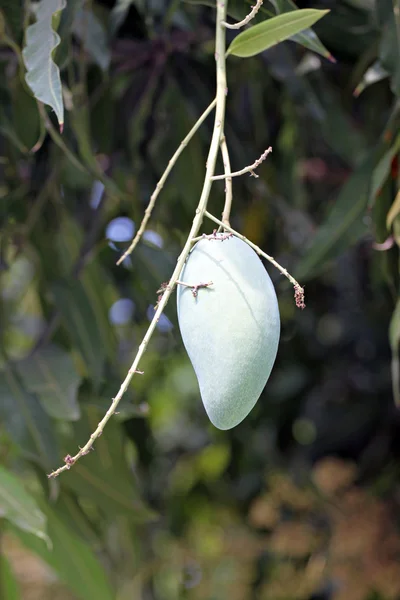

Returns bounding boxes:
[1,0,400,598]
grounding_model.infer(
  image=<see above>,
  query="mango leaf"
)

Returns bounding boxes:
[370,134,400,201]
[0,369,60,470]
[379,13,400,97]
[295,104,400,281]
[295,150,379,281]
[270,0,335,61]
[73,7,111,71]
[15,345,81,421]
[22,0,65,129]
[389,298,400,407]
[0,555,20,600]
[9,505,114,600]
[0,465,49,545]
[227,9,329,58]
[387,189,400,229]
[354,60,389,97]
[110,0,135,35]
[61,410,156,522]
[52,282,106,385]
[0,0,24,43]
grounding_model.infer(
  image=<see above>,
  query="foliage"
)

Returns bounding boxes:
[1,0,400,599]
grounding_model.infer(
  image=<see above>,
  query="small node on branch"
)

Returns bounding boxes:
[176,279,213,298]
[202,231,233,241]
[64,454,75,468]
[294,284,306,310]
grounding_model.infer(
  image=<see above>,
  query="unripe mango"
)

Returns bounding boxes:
[177,233,280,429]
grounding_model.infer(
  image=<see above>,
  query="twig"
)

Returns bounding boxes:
[222,0,263,29]
[116,98,217,266]
[204,210,305,309]
[48,0,229,478]
[220,135,233,227]
[211,146,272,180]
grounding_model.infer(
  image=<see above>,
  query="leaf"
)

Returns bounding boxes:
[22,0,65,128]
[0,369,60,470]
[110,0,135,35]
[10,505,114,600]
[387,189,400,230]
[379,12,400,97]
[52,282,106,385]
[389,299,400,407]
[73,7,111,71]
[270,0,335,61]
[353,60,389,97]
[0,555,21,600]
[227,9,329,58]
[15,345,81,421]
[61,410,156,522]
[295,105,400,281]
[10,78,41,151]
[0,0,24,43]
[370,134,400,201]
[0,465,49,545]
[295,150,379,281]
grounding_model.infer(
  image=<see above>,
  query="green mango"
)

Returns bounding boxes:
[177,233,280,429]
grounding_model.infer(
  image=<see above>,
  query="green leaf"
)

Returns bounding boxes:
[0,465,49,545]
[387,189,400,230]
[61,410,156,522]
[0,555,21,600]
[295,150,379,281]
[270,0,335,61]
[110,0,135,35]
[295,105,400,281]
[22,0,65,129]
[227,9,329,58]
[15,345,82,421]
[73,7,111,71]
[10,505,114,600]
[379,12,400,97]
[353,60,389,97]
[389,298,400,407]
[370,134,400,201]
[0,369,60,470]
[0,0,24,43]
[52,282,106,385]
[10,79,41,151]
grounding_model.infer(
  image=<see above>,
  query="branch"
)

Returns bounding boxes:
[211,146,272,180]
[204,210,305,309]
[222,0,263,29]
[48,0,229,478]
[116,98,217,265]
[220,135,233,227]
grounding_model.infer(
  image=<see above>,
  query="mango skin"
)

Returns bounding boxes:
[177,234,280,430]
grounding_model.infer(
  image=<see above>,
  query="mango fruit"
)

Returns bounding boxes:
[177,233,280,429]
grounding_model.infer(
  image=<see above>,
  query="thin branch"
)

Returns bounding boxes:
[220,135,233,227]
[222,0,263,29]
[116,98,217,266]
[204,210,305,309]
[48,0,229,478]
[211,146,272,180]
